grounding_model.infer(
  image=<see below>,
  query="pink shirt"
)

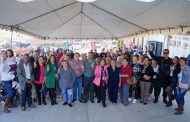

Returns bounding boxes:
[35,65,45,84]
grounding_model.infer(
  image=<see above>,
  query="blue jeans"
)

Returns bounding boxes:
[119,84,129,104]
[73,77,83,101]
[2,80,14,100]
[21,83,33,107]
[176,88,188,105]
[62,89,73,104]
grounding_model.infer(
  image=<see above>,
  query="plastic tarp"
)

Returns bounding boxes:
[0,0,190,39]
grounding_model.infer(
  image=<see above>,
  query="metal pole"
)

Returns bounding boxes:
[10,28,13,49]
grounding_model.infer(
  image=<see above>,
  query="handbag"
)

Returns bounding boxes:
[179,82,189,89]
[127,76,137,85]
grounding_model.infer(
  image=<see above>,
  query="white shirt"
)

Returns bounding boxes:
[0,62,15,81]
[24,63,31,79]
[153,65,159,79]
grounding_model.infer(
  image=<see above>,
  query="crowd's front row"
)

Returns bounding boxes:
[0,49,190,116]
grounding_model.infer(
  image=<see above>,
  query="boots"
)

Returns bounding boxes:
[42,97,47,105]
[37,96,42,105]
[153,97,158,103]
[175,104,183,115]
[49,92,54,106]
[53,93,58,105]
[175,104,184,111]
[50,96,54,106]
[166,100,172,107]
[4,100,11,113]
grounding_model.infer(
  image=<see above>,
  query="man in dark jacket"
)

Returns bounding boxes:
[149,48,173,104]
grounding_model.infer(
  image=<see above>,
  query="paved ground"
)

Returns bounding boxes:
[0,93,190,122]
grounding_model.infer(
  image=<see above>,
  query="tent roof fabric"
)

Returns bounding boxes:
[0,0,190,39]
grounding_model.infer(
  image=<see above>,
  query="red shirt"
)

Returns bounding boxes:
[120,64,133,86]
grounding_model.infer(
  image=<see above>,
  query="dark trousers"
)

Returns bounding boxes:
[97,83,106,104]
[160,76,170,100]
[21,82,33,107]
[83,76,94,102]
[34,83,43,103]
[2,80,14,100]
[152,79,161,99]
[47,88,55,102]
[108,83,118,103]
[133,81,141,99]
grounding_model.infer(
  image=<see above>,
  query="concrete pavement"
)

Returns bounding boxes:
[0,94,190,122]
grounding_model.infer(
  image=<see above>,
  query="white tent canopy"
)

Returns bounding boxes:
[0,0,190,39]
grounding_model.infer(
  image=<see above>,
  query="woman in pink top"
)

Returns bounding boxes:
[93,59,108,107]
[34,56,46,105]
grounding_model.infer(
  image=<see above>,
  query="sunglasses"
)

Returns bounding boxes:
[163,52,169,54]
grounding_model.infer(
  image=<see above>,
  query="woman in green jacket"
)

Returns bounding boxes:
[45,55,58,106]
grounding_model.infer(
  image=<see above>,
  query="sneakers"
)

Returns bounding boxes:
[128,97,132,102]
[148,96,151,101]
[132,99,137,104]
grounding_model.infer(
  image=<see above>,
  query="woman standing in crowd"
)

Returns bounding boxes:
[93,59,108,107]
[0,51,15,113]
[129,55,143,103]
[165,56,181,107]
[116,56,122,68]
[45,55,58,106]
[6,49,17,72]
[151,58,160,103]
[119,58,133,106]
[58,60,76,107]
[140,56,154,105]
[105,57,111,68]
[174,57,190,115]
[107,59,120,104]
[33,56,46,105]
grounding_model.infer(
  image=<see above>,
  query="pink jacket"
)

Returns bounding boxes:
[93,65,108,86]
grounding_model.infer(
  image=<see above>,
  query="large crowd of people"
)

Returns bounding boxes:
[0,47,190,116]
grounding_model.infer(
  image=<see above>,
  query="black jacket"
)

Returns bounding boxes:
[107,66,120,86]
[149,51,173,77]
[34,62,46,81]
[140,65,154,82]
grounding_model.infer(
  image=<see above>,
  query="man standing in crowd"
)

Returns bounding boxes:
[17,54,36,111]
[70,52,84,103]
[83,52,95,103]
[100,48,106,58]
[149,48,173,104]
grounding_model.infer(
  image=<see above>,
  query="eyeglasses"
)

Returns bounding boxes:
[163,52,169,54]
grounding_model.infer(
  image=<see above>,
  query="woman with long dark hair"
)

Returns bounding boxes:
[34,56,46,105]
[45,55,58,106]
[165,56,181,107]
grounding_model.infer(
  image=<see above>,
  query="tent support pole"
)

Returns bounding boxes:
[10,27,13,48]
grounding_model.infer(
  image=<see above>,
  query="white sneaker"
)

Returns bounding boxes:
[148,96,151,101]
[132,99,137,104]
[128,97,132,102]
